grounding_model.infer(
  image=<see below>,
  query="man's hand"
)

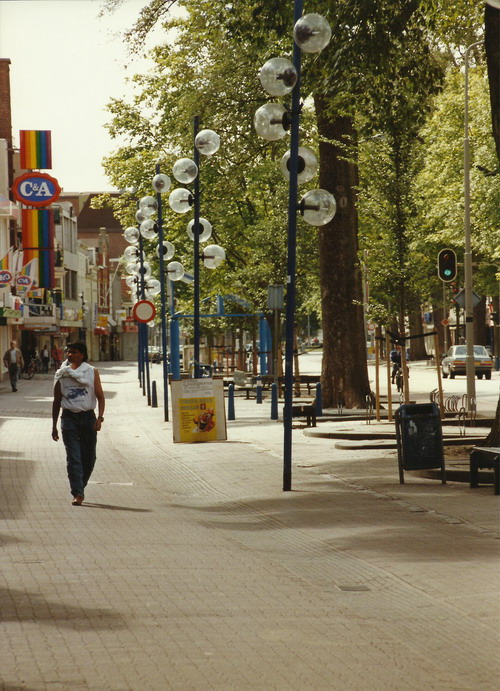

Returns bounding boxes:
[52,427,59,441]
[94,419,102,432]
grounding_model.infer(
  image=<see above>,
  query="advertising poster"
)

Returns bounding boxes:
[171,378,227,444]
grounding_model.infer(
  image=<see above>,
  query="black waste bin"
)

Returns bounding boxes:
[395,403,446,484]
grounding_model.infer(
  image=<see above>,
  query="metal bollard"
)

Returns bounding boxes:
[228,383,235,420]
[315,382,322,417]
[152,381,158,408]
[256,377,262,404]
[271,382,278,420]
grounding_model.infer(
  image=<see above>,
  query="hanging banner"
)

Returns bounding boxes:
[16,274,34,295]
[171,378,227,444]
[21,209,55,288]
[20,130,52,169]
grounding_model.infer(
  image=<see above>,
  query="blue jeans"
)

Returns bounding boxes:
[61,410,97,497]
[8,364,19,390]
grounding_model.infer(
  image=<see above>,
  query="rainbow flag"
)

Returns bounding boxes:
[20,130,52,169]
[21,209,55,288]
[0,247,13,271]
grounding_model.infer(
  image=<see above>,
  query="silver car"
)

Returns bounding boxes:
[442,345,493,380]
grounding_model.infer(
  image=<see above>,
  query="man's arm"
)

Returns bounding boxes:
[94,370,105,431]
[52,381,62,441]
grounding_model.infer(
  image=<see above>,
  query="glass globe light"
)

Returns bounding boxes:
[135,209,147,224]
[136,261,152,279]
[187,217,212,242]
[195,129,220,156]
[125,275,137,288]
[294,13,332,53]
[259,58,298,96]
[486,1,500,7]
[167,261,185,281]
[156,241,175,260]
[139,195,158,217]
[254,103,289,141]
[140,219,157,240]
[147,318,156,328]
[126,261,138,274]
[152,173,171,193]
[280,146,318,184]
[203,244,226,269]
[169,188,193,213]
[124,245,139,259]
[146,278,161,296]
[172,158,198,184]
[300,189,337,226]
[123,226,140,244]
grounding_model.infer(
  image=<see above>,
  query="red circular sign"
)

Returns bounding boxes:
[11,172,61,208]
[132,300,156,323]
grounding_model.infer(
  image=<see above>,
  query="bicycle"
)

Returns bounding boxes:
[23,357,41,379]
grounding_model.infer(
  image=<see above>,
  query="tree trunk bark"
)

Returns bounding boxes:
[314,102,371,408]
[408,308,428,360]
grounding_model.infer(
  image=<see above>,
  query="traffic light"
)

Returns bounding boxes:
[437,248,457,282]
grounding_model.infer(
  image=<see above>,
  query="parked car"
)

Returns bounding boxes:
[441,345,493,380]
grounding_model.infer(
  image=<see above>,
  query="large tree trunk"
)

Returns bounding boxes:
[408,308,428,360]
[314,103,371,408]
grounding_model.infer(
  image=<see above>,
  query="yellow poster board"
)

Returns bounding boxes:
[171,378,227,443]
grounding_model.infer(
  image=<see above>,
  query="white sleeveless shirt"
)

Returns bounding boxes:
[58,362,97,413]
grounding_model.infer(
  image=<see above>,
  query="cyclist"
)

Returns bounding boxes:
[390,346,402,384]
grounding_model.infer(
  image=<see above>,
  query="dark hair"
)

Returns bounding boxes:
[66,341,88,361]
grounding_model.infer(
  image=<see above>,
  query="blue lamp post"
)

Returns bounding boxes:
[254,4,334,491]
[169,118,224,378]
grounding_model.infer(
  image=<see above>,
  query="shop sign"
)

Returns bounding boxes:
[0,269,13,286]
[11,172,61,208]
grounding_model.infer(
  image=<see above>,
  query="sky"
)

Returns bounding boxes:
[0,0,168,192]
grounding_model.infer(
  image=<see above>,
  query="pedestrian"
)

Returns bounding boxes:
[3,340,24,392]
[51,340,105,506]
[41,344,50,373]
[390,345,401,384]
[51,344,63,370]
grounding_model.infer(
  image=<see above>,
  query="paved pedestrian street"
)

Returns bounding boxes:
[1,363,499,691]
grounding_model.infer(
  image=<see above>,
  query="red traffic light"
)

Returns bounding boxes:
[437,248,457,282]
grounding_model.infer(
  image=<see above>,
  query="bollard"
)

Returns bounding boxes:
[152,381,158,408]
[271,382,278,420]
[256,377,262,404]
[315,382,322,417]
[228,383,235,420]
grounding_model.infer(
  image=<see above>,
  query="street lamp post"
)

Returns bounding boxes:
[464,39,483,414]
[169,120,224,378]
[254,4,334,491]
[152,167,173,421]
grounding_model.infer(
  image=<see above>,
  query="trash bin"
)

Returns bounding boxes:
[395,403,446,484]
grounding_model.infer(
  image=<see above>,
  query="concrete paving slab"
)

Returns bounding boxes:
[0,363,499,691]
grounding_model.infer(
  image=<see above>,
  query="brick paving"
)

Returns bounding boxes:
[0,363,499,691]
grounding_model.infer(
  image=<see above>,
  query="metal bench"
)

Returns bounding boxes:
[470,447,500,495]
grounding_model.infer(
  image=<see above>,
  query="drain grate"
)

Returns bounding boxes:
[338,584,371,592]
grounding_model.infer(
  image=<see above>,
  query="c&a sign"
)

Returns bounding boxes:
[11,172,61,208]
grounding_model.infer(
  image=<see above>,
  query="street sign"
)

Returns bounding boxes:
[453,289,481,309]
[367,322,376,332]
[441,318,449,326]
[11,172,61,208]
[132,299,156,323]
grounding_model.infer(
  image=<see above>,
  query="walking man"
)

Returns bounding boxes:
[51,341,105,506]
[3,340,24,392]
